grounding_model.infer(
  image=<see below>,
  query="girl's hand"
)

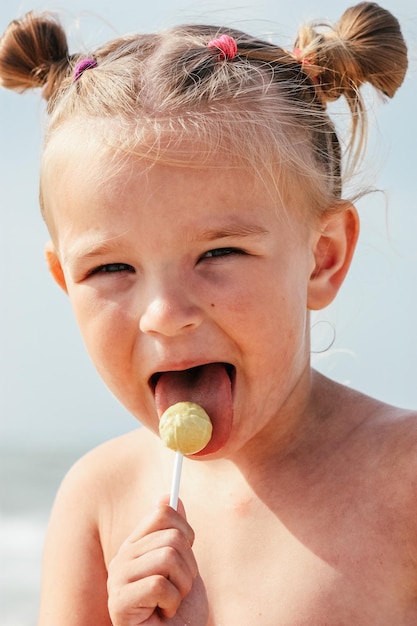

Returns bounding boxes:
[107,498,208,626]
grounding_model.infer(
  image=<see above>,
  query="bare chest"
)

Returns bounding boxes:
[190,501,416,626]
[100,430,417,625]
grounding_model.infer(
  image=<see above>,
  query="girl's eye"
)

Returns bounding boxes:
[89,263,135,276]
[201,247,245,260]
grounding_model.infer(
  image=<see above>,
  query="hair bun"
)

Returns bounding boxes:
[0,11,69,97]
[333,1,408,97]
[296,2,408,103]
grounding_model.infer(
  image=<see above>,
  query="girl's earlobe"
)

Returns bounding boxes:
[307,204,359,311]
[44,241,68,293]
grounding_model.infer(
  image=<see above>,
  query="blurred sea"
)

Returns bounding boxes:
[0,445,86,626]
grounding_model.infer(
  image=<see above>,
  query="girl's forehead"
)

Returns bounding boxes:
[41,114,328,225]
[42,120,266,189]
[41,119,314,232]
[45,144,264,205]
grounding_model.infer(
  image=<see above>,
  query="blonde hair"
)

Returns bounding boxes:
[0,3,408,217]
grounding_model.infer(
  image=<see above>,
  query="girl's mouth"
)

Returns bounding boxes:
[151,363,235,455]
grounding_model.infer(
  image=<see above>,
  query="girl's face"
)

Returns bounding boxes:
[43,130,326,462]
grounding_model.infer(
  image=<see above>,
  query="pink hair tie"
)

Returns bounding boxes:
[73,57,98,82]
[207,34,237,60]
[293,47,319,85]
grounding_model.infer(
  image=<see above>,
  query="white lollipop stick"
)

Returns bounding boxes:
[169,452,184,510]
[159,402,213,509]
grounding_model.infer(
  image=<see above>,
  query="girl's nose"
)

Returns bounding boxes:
[139,283,204,337]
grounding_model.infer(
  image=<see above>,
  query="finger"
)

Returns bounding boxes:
[108,574,182,623]
[137,573,183,619]
[126,501,195,547]
[158,495,188,520]
[174,497,188,521]
[110,527,198,590]
[131,540,197,592]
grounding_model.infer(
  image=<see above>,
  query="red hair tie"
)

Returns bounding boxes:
[207,34,237,60]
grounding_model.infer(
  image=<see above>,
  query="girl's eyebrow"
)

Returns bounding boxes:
[197,223,269,240]
[62,238,125,265]
[63,224,268,265]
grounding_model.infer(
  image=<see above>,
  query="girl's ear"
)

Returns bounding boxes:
[307,204,359,310]
[44,241,68,293]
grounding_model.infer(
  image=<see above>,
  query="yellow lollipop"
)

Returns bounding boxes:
[159,401,212,455]
[159,401,213,510]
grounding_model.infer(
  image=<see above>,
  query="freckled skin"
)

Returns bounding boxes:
[39,129,417,626]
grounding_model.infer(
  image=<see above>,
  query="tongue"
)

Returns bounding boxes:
[154,363,233,455]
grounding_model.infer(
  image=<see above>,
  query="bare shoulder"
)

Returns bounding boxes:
[60,427,158,490]
[44,427,155,532]
[51,426,166,528]
[311,372,417,486]
[313,373,417,551]
[313,370,417,437]
[38,427,163,625]
[313,371,417,490]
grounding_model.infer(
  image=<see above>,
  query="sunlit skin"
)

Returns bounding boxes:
[38,125,417,626]
[44,128,328,465]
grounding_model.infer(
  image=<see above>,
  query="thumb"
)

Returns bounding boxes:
[157,494,188,519]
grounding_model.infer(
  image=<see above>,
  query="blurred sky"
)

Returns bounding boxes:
[0,0,416,450]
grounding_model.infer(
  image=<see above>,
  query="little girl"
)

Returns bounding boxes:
[1,3,415,625]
